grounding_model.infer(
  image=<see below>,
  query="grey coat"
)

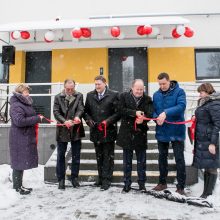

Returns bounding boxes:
[9,93,41,170]
[53,91,85,142]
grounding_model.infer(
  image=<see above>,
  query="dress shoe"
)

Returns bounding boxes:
[21,186,33,192]
[152,183,167,191]
[16,187,31,195]
[58,179,65,190]
[139,183,147,192]
[122,184,131,193]
[175,188,186,195]
[72,178,80,188]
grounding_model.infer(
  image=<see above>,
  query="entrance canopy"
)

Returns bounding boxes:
[0,16,189,31]
[0,16,192,46]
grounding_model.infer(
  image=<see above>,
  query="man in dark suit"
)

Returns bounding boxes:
[117,79,153,193]
[53,79,85,190]
[84,75,120,190]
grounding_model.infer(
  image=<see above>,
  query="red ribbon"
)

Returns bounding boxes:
[38,114,81,132]
[134,116,194,131]
[97,121,107,138]
[35,123,39,145]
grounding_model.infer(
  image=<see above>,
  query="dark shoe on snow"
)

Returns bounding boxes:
[21,186,33,192]
[16,188,31,195]
[58,179,65,190]
[152,183,167,191]
[139,183,147,192]
[72,178,80,188]
[122,185,131,193]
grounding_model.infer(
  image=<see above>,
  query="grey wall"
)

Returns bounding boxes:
[0,124,56,165]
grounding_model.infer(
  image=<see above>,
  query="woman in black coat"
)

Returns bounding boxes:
[193,83,220,198]
[9,84,43,195]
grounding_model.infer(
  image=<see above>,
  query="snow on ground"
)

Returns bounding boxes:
[0,164,220,220]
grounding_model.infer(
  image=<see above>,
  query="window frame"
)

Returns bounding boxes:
[195,48,220,80]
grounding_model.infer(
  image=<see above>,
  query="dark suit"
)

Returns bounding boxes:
[84,88,120,186]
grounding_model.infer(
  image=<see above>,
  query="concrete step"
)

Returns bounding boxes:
[66,169,176,184]
[81,140,159,150]
[83,130,156,140]
[69,159,176,171]
[79,149,174,160]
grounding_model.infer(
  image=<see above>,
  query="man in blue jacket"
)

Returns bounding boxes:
[152,72,186,195]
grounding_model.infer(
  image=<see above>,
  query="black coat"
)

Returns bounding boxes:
[9,93,41,170]
[116,91,153,150]
[193,92,220,169]
[84,88,120,143]
[53,91,85,142]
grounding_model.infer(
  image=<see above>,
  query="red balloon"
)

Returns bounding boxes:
[137,26,145,35]
[184,27,194,38]
[81,28,91,38]
[111,26,120,37]
[72,28,82,38]
[143,25,152,35]
[172,28,181,38]
[21,31,30,40]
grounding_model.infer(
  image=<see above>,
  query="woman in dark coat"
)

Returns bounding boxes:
[9,84,42,195]
[193,83,220,198]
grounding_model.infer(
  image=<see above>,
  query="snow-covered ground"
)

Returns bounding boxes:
[0,164,220,220]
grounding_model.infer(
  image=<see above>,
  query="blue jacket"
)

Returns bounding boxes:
[153,81,186,142]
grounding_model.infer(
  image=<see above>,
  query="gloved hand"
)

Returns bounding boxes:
[86,119,96,128]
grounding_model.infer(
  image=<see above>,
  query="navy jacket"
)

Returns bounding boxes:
[153,81,186,142]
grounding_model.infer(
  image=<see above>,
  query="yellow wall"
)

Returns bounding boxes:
[9,51,26,83]
[52,48,108,83]
[148,47,195,82]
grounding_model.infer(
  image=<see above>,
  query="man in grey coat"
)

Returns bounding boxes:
[53,79,85,190]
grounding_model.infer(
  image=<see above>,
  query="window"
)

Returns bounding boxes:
[195,49,220,79]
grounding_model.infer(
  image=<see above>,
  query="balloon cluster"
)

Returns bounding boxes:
[10,25,194,42]
[11,31,30,40]
[71,28,92,39]
[172,25,194,38]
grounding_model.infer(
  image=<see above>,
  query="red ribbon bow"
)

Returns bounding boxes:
[97,120,107,138]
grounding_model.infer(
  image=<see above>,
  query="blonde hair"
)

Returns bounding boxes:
[15,83,30,93]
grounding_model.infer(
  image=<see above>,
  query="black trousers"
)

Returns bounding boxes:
[158,141,186,189]
[123,149,146,186]
[56,140,81,181]
[13,169,23,189]
[94,142,115,183]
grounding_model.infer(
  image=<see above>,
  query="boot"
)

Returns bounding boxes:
[13,170,23,189]
[72,178,80,188]
[201,173,217,199]
[200,171,209,198]
[58,179,65,190]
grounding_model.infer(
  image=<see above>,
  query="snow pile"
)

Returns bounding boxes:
[0,164,220,220]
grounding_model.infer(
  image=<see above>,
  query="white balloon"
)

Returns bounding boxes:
[12,30,21,40]
[45,31,55,42]
[176,25,185,35]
